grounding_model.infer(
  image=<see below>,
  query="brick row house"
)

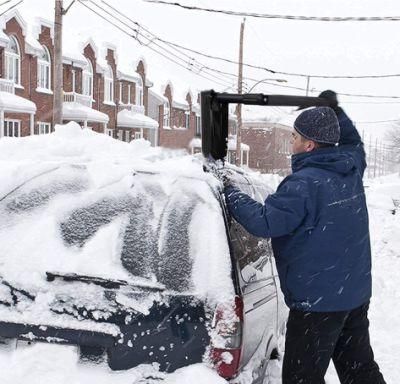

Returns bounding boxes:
[0,11,158,142]
[242,120,292,175]
[0,10,292,175]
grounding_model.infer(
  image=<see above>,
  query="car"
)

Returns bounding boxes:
[0,161,286,383]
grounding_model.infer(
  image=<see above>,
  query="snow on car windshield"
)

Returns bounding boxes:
[0,123,234,330]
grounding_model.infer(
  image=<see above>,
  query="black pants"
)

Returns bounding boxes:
[282,302,386,384]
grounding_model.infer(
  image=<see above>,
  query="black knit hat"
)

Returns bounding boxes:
[294,106,340,145]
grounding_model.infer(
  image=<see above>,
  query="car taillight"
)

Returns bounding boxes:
[210,296,243,379]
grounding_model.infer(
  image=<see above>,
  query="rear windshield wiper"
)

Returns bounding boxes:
[46,272,165,292]
[0,277,35,306]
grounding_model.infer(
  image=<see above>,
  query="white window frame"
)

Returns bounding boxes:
[104,65,114,103]
[4,119,21,137]
[37,122,51,135]
[134,131,142,140]
[106,128,113,137]
[117,129,123,141]
[37,46,51,90]
[82,59,93,98]
[125,130,131,142]
[136,77,143,106]
[5,35,21,85]
[163,100,170,128]
[185,112,190,129]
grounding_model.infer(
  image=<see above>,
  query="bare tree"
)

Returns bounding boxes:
[384,122,400,172]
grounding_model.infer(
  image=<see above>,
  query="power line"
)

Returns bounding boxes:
[96,0,239,87]
[144,1,400,22]
[355,119,400,124]
[157,38,400,80]
[92,0,242,90]
[0,0,13,8]
[78,0,234,89]
[81,0,400,100]
[0,0,23,16]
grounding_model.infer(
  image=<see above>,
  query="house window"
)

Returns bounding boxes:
[185,112,190,129]
[104,65,114,103]
[82,59,93,98]
[37,46,51,90]
[163,100,170,128]
[125,130,130,142]
[106,129,113,137]
[195,115,201,136]
[134,131,142,140]
[117,129,123,140]
[4,120,21,137]
[136,77,143,106]
[5,36,21,85]
[37,122,51,135]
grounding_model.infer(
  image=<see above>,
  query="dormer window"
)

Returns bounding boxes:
[82,59,93,98]
[37,46,51,90]
[5,35,21,85]
[104,65,114,103]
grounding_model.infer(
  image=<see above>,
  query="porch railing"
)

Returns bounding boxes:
[0,78,15,94]
[64,92,92,108]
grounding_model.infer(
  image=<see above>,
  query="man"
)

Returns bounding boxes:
[223,94,386,384]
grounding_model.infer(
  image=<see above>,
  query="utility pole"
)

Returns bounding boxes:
[373,137,378,178]
[235,18,245,167]
[53,0,64,127]
[305,76,311,96]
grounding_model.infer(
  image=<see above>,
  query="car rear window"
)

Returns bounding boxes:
[0,165,232,299]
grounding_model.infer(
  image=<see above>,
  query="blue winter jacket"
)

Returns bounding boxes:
[225,109,372,312]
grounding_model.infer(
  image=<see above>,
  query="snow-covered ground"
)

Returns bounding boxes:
[0,126,399,383]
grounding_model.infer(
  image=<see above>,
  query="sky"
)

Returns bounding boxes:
[6,0,400,142]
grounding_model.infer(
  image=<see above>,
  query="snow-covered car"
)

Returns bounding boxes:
[0,150,285,383]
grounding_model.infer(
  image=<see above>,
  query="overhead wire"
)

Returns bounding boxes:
[78,0,234,89]
[144,1,400,22]
[89,0,237,88]
[0,0,23,16]
[81,1,400,101]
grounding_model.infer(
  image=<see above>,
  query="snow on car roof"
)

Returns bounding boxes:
[0,123,234,332]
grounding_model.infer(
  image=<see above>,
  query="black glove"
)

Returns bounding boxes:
[318,90,340,113]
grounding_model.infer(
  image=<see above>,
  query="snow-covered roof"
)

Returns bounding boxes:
[62,51,87,68]
[172,98,189,110]
[117,69,142,84]
[0,91,36,114]
[117,109,158,130]
[149,89,168,104]
[63,102,109,123]
[227,136,250,151]
[0,28,10,47]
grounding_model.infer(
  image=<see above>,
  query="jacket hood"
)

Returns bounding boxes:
[291,147,356,175]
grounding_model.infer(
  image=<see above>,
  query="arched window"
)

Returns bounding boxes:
[82,59,93,97]
[104,65,114,103]
[37,45,51,90]
[163,100,170,128]
[5,35,21,85]
[136,76,143,106]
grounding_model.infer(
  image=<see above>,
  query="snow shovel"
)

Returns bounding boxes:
[200,89,335,161]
